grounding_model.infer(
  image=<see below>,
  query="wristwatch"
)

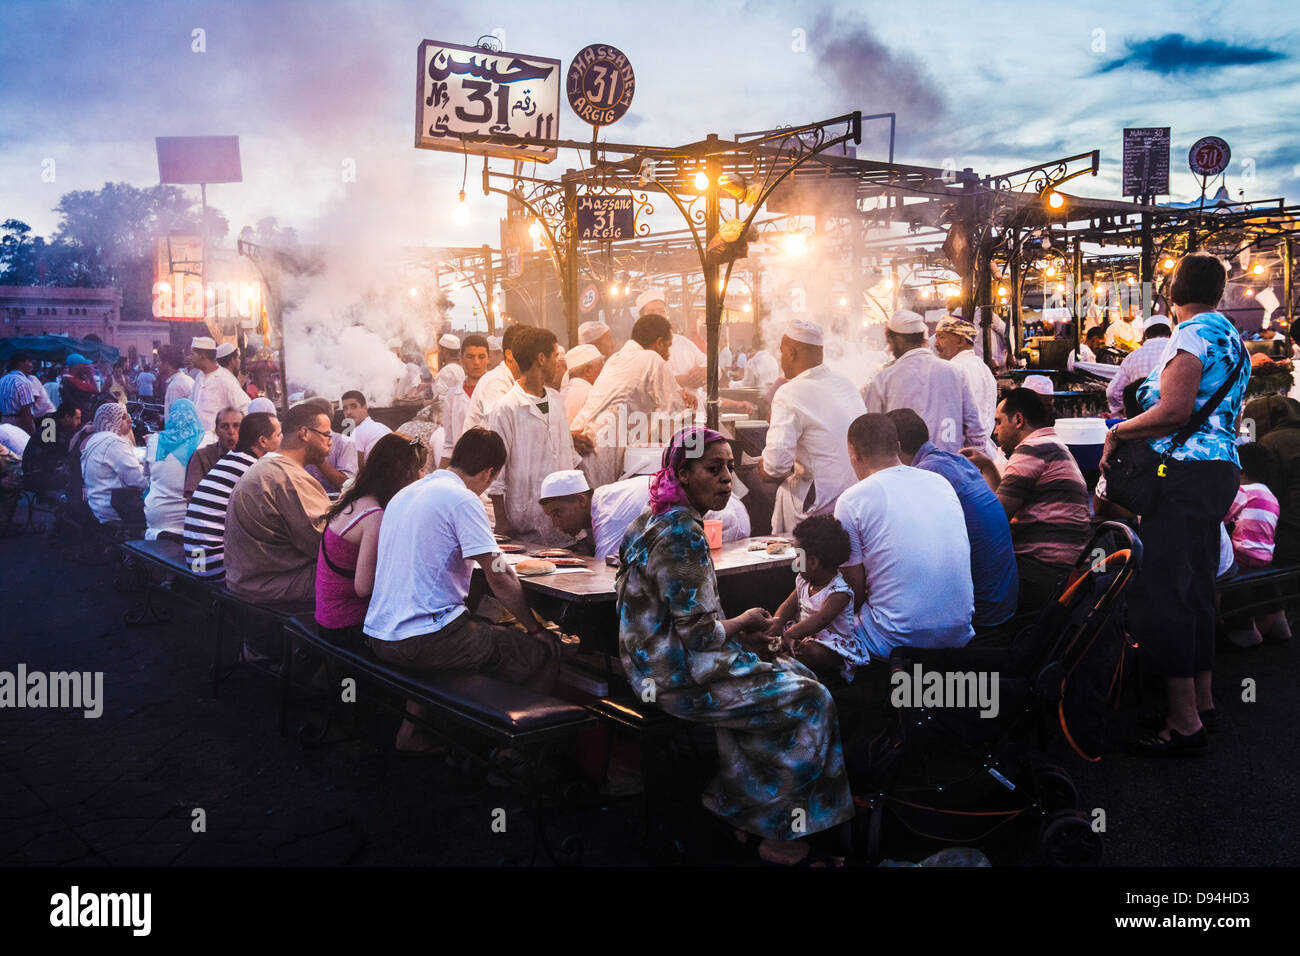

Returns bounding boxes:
[1109,423,1124,440]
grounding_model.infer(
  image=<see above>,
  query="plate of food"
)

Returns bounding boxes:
[534,548,573,558]
[548,557,587,568]
[514,558,557,576]
[498,543,527,554]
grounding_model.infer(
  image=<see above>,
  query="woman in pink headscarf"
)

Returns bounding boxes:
[615,427,853,865]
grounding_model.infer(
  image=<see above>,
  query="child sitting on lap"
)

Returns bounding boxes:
[767,514,868,687]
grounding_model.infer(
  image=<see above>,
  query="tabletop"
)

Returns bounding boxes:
[493,535,798,604]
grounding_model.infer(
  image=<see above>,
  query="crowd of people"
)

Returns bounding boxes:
[3,251,1296,865]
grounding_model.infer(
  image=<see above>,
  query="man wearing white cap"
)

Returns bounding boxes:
[538,467,750,559]
[934,314,1000,462]
[578,320,615,359]
[486,335,504,370]
[571,313,686,487]
[1105,315,1173,414]
[428,332,467,424]
[189,337,249,432]
[761,318,866,532]
[561,343,604,425]
[862,310,984,455]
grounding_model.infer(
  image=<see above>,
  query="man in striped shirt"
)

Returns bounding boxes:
[182,412,281,577]
[1105,315,1172,414]
[0,353,39,435]
[967,388,1091,610]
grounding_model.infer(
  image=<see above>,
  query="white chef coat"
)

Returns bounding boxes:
[572,339,684,442]
[863,347,985,454]
[190,366,249,432]
[1105,319,1140,347]
[164,370,195,422]
[591,474,750,560]
[443,382,473,451]
[563,377,592,425]
[487,382,580,537]
[763,363,865,532]
[668,334,706,378]
[431,361,466,411]
[740,350,780,389]
[351,415,392,457]
[719,346,733,369]
[949,348,999,459]
[462,362,516,434]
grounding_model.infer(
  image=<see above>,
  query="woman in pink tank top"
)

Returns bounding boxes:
[315,432,427,647]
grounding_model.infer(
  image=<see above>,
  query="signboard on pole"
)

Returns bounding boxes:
[1189,136,1231,177]
[566,44,635,127]
[416,40,561,162]
[578,281,600,314]
[1121,127,1170,198]
[575,194,634,241]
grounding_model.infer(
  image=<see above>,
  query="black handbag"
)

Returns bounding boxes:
[1099,348,1248,515]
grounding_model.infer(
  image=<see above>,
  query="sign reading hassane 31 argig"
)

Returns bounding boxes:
[576,194,634,241]
[567,44,635,127]
[416,40,561,162]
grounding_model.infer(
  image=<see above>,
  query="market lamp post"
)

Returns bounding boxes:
[703,137,722,430]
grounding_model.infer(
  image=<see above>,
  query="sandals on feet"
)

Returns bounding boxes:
[1126,726,1208,757]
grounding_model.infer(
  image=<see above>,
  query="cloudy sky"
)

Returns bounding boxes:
[2,0,1297,247]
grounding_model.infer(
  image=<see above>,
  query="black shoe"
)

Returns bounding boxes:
[1126,727,1208,757]
[1199,708,1220,734]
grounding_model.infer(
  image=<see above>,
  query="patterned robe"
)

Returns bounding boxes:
[615,504,854,840]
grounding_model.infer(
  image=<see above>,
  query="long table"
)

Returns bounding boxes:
[498,536,799,604]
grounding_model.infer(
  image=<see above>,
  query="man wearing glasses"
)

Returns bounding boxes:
[224,402,333,604]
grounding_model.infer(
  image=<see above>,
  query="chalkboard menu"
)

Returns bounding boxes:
[1122,127,1170,198]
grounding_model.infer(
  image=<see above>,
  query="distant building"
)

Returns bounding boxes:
[0,286,170,364]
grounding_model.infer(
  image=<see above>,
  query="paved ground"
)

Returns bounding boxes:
[2,506,1297,867]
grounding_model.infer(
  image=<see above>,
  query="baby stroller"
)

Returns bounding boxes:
[849,521,1142,865]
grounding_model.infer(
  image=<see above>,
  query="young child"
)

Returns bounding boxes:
[767,514,867,687]
[1224,442,1289,647]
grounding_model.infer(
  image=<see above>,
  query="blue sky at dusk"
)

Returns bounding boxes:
[1,0,1297,246]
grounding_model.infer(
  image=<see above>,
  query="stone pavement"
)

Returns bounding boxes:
[2,511,1297,866]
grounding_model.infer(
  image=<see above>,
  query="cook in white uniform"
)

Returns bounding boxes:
[561,343,604,425]
[189,338,249,432]
[760,318,866,534]
[933,314,1001,463]
[462,325,527,434]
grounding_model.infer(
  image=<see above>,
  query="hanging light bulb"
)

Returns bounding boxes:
[1162,257,1175,270]
[783,232,808,257]
[997,285,1008,297]
[1252,263,1265,275]
[1245,288,1256,297]
[528,221,543,241]
[409,287,419,298]
[1045,265,1056,277]
[693,170,710,191]
[453,190,469,226]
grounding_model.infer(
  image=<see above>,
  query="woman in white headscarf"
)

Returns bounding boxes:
[144,397,205,541]
[81,402,147,527]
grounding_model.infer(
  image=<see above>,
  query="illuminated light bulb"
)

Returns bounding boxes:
[453,190,469,225]
[1163,257,1175,270]
[997,285,1008,297]
[881,278,893,291]
[1045,265,1056,277]
[528,221,543,241]
[1252,263,1265,275]
[1126,276,1136,286]
[693,170,710,191]
[609,282,620,295]
[743,304,752,313]
[717,278,726,293]
[784,232,808,256]
[623,284,629,295]
[1056,283,1066,294]
[1046,190,1065,209]
[839,297,848,307]
[409,287,419,297]
[1246,289,1255,297]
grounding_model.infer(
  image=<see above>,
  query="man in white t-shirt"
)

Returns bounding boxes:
[157,346,195,423]
[834,412,974,659]
[340,389,391,466]
[363,427,561,748]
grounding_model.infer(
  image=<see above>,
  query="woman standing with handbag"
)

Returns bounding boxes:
[1102,253,1249,756]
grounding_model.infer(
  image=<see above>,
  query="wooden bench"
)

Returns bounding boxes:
[283,616,599,864]
[1217,563,1300,619]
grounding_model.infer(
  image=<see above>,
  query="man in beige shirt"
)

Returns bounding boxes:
[224,402,332,604]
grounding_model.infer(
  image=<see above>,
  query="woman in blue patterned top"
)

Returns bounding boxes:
[1104,253,1249,756]
[615,426,854,864]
